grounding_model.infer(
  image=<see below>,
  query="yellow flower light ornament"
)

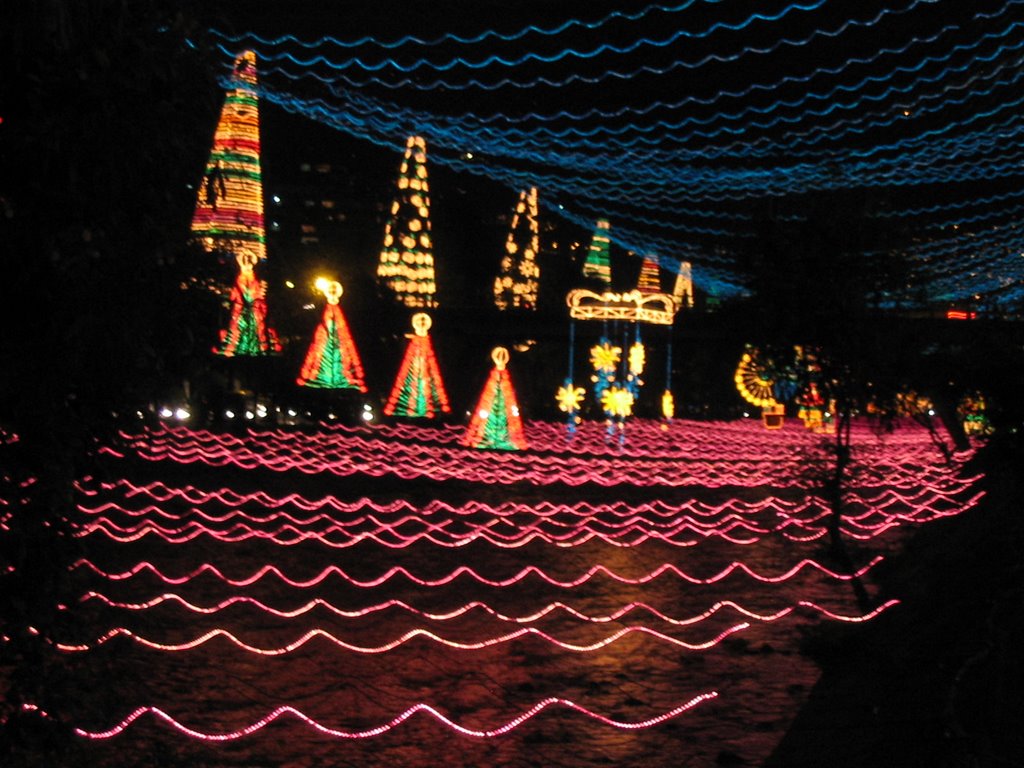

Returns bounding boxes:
[590,341,622,374]
[556,383,586,414]
[601,387,635,419]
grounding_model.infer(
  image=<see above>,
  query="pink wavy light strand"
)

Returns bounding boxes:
[54,622,752,655]
[79,590,901,625]
[74,692,720,740]
[70,554,885,588]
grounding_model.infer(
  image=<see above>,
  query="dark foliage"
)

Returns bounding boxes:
[0,2,222,763]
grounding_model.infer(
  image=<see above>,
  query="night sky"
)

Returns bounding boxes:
[198,0,1024,311]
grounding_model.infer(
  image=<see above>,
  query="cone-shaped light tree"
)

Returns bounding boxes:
[214,251,282,356]
[493,187,540,310]
[462,347,527,450]
[636,254,662,294]
[384,313,450,418]
[377,136,438,308]
[192,50,267,264]
[296,278,367,390]
[582,219,612,285]
[672,260,695,308]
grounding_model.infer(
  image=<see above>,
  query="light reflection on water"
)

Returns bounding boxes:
[60,419,970,767]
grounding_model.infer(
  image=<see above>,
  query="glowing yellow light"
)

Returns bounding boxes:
[556,383,586,413]
[662,390,675,420]
[601,387,634,419]
[590,341,621,374]
[628,342,645,376]
[734,349,776,408]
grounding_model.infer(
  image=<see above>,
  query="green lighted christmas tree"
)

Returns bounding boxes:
[377,136,438,308]
[462,347,527,450]
[296,279,366,390]
[384,313,450,418]
[582,218,612,285]
[214,250,281,356]
[493,187,540,310]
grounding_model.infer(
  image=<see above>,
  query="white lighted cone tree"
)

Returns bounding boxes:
[493,187,540,310]
[377,136,438,308]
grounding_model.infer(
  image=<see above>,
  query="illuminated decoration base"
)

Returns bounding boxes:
[214,252,281,357]
[297,279,366,390]
[462,347,527,450]
[493,187,540,310]
[191,50,267,263]
[567,289,677,325]
[377,136,438,308]
[761,404,785,430]
[385,313,450,418]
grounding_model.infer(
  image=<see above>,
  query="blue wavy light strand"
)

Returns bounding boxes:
[211,0,714,51]
[222,0,951,90]
[224,1,836,74]
[219,0,1024,307]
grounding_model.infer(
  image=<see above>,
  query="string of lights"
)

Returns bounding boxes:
[74,693,721,740]
[101,421,976,488]
[202,0,1024,306]
[54,622,753,655]
[220,0,955,89]
[77,591,901,626]
[71,555,887,589]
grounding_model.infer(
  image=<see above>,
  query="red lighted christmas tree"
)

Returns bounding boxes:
[214,251,281,356]
[385,313,450,418]
[296,279,366,391]
[462,347,527,450]
[192,50,267,264]
[636,254,662,293]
